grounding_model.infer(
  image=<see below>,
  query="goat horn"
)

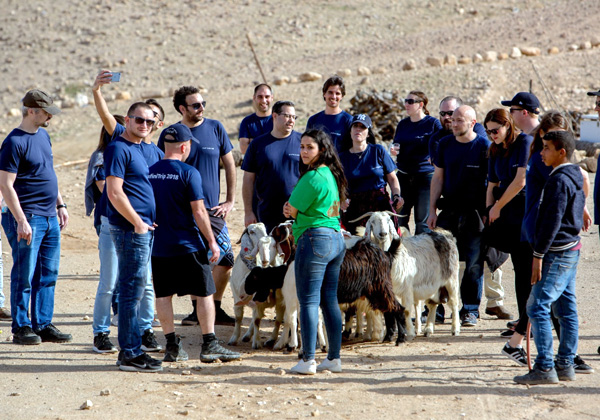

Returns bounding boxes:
[348,212,375,223]
[384,210,407,218]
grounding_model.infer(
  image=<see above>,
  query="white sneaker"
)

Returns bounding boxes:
[151,319,161,328]
[111,315,118,327]
[290,359,317,375]
[317,358,342,373]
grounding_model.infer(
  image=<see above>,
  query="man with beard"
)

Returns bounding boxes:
[239,84,274,154]
[427,105,491,327]
[242,100,301,232]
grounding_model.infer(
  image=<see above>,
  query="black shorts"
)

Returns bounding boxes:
[151,250,216,298]
[202,209,235,268]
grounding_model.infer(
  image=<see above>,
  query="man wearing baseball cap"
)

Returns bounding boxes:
[148,123,241,363]
[590,89,600,356]
[501,92,541,135]
[0,89,72,345]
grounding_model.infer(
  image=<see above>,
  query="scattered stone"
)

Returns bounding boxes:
[357,66,371,76]
[457,55,472,65]
[426,56,444,67]
[580,41,592,50]
[402,60,416,71]
[289,77,299,84]
[273,77,290,86]
[7,108,20,117]
[181,370,192,376]
[173,391,184,397]
[360,77,369,85]
[472,53,483,63]
[372,66,387,74]
[308,394,322,400]
[568,44,579,52]
[268,364,276,369]
[509,47,522,58]
[591,36,600,47]
[547,47,560,55]
[177,410,189,416]
[336,69,352,77]
[298,72,322,82]
[100,389,111,396]
[80,400,93,410]
[184,403,197,408]
[444,54,457,66]
[82,315,90,321]
[265,387,273,391]
[311,409,320,417]
[520,46,541,56]
[582,157,597,173]
[498,52,509,60]
[9,392,21,396]
[482,51,497,62]
[277,369,286,375]
[116,91,132,101]
[572,150,587,163]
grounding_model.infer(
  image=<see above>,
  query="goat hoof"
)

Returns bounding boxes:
[320,346,327,353]
[264,339,275,348]
[342,330,351,340]
[252,343,262,350]
[424,329,433,337]
[227,340,238,346]
[452,330,460,336]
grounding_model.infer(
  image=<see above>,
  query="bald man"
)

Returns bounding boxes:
[427,106,491,327]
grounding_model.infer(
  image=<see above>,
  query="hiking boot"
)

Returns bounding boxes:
[181,311,199,326]
[0,307,11,320]
[163,337,189,362]
[317,358,342,373]
[13,326,42,345]
[93,332,118,353]
[200,339,241,363]
[141,329,162,352]
[485,306,513,320]
[290,359,317,375]
[514,365,558,385]
[556,364,576,381]
[461,313,477,327]
[501,343,528,367]
[574,355,594,374]
[36,324,72,343]
[119,353,162,372]
[215,306,235,326]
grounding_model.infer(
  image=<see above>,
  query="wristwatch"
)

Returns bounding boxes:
[57,203,67,210]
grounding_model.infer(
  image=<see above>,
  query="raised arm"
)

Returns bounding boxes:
[92,70,118,135]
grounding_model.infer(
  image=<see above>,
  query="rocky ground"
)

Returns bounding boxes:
[1,1,600,419]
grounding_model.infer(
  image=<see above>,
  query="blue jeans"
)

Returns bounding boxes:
[397,171,432,235]
[0,230,4,308]
[2,211,60,333]
[527,249,579,370]
[295,228,345,361]
[110,225,153,360]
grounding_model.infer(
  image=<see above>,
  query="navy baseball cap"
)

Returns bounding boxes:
[501,92,541,114]
[351,114,372,129]
[587,89,600,97]
[159,123,193,143]
[22,89,61,115]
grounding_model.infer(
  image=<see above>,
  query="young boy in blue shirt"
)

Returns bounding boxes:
[514,130,585,385]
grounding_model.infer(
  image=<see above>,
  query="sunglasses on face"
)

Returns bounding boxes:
[509,108,523,113]
[128,116,155,126]
[404,98,422,105]
[278,113,298,120]
[486,127,503,135]
[186,101,206,110]
[439,110,454,117]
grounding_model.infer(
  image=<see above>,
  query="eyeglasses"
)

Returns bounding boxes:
[128,116,155,126]
[486,127,503,135]
[404,98,423,105]
[278,113,298,120]
[186,101,206,110]
[152,111,163,122]
[509,108,523,113]
[439,110,454,117]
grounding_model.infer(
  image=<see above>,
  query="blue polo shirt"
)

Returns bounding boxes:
[429,122,487,165]
[488,133,532,188]
[393,115,442,174]
[104,137,156,229]
[339,144,396,194]
[158,119,233,209]
[149,159,206,257]
[0,128,58,217]
[522,144,552,243]
[306,110,353,152]
[239,113,273,140]
[241,131,301,231]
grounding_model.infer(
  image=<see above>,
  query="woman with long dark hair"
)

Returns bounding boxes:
[283,129,347,375]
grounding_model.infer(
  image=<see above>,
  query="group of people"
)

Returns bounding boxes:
[1,73,598,382]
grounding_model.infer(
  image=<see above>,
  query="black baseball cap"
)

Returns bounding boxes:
[351,114,372,129]
[587,89,600,97]
[159,123,193,143]
[22,89,61,115]
[501,92,541,114]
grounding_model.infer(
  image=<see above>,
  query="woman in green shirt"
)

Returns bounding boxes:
[283,129,347,375]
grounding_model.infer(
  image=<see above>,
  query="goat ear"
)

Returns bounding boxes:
[237,227,249,244]
[365,219,372,239]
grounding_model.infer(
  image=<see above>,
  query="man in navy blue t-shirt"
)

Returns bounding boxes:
[104,102,162,372]
[149,123,241,364]
[428,105,491,328]
[306,75,353,153]
[0,89,72,345]
[239,84,274,154]
[242,100,301,232]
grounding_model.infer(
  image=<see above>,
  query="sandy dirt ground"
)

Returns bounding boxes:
[1,1,600,419]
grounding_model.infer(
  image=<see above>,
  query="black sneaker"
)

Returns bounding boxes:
[574,355,594,374]
[514,364,558,385]
[501,329,515,338]
[215,307,235,326]
[119,353,163,372]
[460,313,477,327]
[506,319,519,329]
[141,329,162,352]
[181,311,199,326]
[36,324,72,343]
[501,343,528,367]
[93,332,118,353]
[556,364,576,381]
[200,339,241,363]
[13,326,42,345]
[164,337,189,362]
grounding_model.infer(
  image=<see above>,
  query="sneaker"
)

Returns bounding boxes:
[461,313,477,327]
[141,329,162,352]
[0,307,11,320]
[93,332,118,353]
[501,329,515,338]
[111,315,118,327]
[116,350,124,366]
[485,306,513,320]
[506,319,519,329]
[151,318,161,328]
[574,355,594,374]
[181,311,199,326]
[556,364,576,381]
[501,343,528,367]
[514,364,558,385]
[119,353,163,372]
[215,306,235,326]
[13,326,42,345]
[36,324,72,343]
[200,339,241,363]
[317,358,342,373]
[164,337,189,362]
[291,359,317,375]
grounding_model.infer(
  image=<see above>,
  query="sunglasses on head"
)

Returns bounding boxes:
[486,127,503,135]
[439,110,454,117]
[404,98,422,105]
[186,101,206,110]
[128,115,155,126]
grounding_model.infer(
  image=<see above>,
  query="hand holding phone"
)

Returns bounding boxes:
[110,72,121,82]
